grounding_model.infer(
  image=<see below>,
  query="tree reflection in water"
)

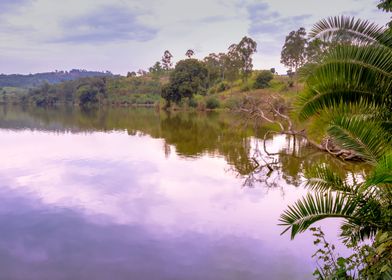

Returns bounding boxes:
[0,105,366,192]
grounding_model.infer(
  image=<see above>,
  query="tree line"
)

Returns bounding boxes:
[0,69,113,88]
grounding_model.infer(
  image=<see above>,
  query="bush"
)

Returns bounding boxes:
[161,59,208,104]
[217,82,229,92]
[240,83,251,92]
[254,70,274,89]
[208,87,217,95]
[188,98,198,108]
[223,95,243,110]
[206,96,220,109]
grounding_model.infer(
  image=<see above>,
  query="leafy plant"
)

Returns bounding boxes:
[280,15,392,279]
[253,70,274,89]
[206,96,220,109]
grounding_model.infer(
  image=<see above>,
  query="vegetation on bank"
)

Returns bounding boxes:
[0,69,114,88]
[0,35,302,110]
[0,69,299,111]
[277,11,392,279]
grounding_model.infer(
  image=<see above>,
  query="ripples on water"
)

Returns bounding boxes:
[0,106,365,280]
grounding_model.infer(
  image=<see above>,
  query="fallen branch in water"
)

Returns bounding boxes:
[237,95,363,161]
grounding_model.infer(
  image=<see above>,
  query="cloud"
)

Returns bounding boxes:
[51,5,158,44]
[248,3,311,37]
[245,2,313,57]
[248,2,278,21]
[0,0,30,13]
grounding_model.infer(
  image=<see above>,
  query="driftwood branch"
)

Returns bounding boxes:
[237,95,362,161]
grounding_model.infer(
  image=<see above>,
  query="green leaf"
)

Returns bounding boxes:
[279,191,359,239]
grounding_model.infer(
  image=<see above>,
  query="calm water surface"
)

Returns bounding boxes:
[0,106,363,280]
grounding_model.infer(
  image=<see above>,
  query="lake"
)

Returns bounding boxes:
[0,106,362,280]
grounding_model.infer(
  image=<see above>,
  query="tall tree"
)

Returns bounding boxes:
[137,69,147,76]
[127,71,136,77]
[224,49,242,85]
[185,49,195,58]
[149,61,164,75]
[229,37,257,80]
[305,38,328,63]
[203,53,221,86]
[280,27,307,72]
[161,59,208,106]
[161,50,173,70]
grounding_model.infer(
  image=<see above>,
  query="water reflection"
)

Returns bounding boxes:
[0,106,365,279]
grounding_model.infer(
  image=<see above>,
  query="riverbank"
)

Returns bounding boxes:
[0,72,299,110]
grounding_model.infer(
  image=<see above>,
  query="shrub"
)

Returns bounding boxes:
[254,70,274,89]
[240,84,251,92]
[223,95,243,110]
[188,98,198,108]
[206,96,220,109]
[217,82,229,92]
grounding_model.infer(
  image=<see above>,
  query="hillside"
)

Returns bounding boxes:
[0,69,115,88]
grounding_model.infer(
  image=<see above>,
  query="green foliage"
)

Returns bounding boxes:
[280,15,392,279]
[205,96,220,109]
[327,116,392,163]
[6,74,163,107]
[161,50,173,70]
[281,27,307,71]
[222,95,244,110]
[310,227,352,279]
[311,227,392,279]
[306,38,329,63]
[280,190,360,240]
[253,70,274,89]
[309,16,391,47]
[188,98,198,108]
[161,59,208,105]
[217,81,229,92]
[77,85,99,106]
[149,61,164,76]
[229,36,257,80]
[0,69,112,88]
[203,53,222,86]
[240,83,251,92]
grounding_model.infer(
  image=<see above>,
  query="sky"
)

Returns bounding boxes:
[0,0,390,75]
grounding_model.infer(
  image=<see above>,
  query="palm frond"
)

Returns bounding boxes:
[309,16,392,48]
[296,44,392,121]
[302,99,380,138]
[304,164,353,193]
[340,220,378,245]
[364,153,392,204]
[327,116,392,162]
[279,192,359,239]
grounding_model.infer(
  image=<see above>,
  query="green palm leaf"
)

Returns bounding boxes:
[297,44,392,121]
[327,116,392,162]
[279,192,359,239]
[304,164,353,193]
[365,153,392,187]
[309,16,392,48]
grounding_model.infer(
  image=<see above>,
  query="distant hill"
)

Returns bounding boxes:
[0,69,115,88]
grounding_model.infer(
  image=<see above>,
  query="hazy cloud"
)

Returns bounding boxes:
[0,0,390,74]
[0,0,30,13]
[248,3,311,37]
[52,6,158,44]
